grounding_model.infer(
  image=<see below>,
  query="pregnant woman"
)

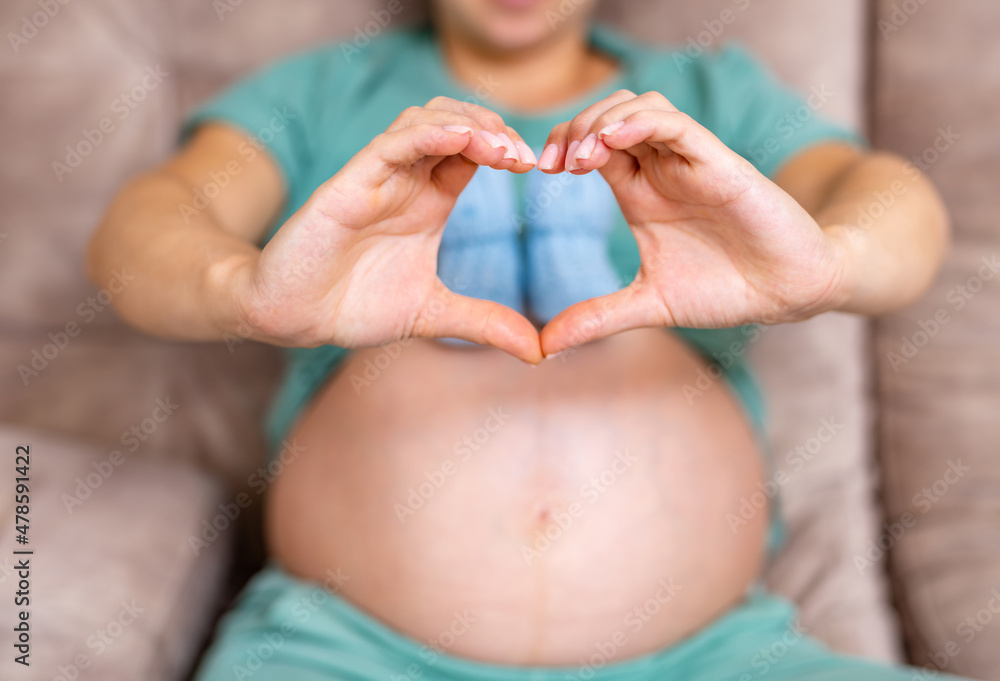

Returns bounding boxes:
[88,0,961,679]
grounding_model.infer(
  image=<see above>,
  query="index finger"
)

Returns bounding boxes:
[424,97,537,172]
[539,89,639,173]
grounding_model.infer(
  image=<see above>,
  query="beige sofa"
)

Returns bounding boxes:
[1,0,998,679]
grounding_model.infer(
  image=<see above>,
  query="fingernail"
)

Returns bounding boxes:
[565,139,581,171]
[546,351,564,361]
[538,143,559,170]
[480,130,506,149]
[497,132,519,161]
[442,125,473,136]
[598,121,625,139]
[514,140,537,166]
[576,133,598,161]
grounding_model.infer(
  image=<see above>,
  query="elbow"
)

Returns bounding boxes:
[84,178,144,314]
[833,150,954,316]
[880,149,953,300]
[85,174,150,290]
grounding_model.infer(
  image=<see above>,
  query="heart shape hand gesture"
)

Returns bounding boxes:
[236,93,850,363]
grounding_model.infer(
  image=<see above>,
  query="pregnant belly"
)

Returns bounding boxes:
[265,328,768,666]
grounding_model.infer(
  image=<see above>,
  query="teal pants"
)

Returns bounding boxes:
[194,566,968,681]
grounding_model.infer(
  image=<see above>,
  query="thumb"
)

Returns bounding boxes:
[596,146,639,189]
[432,154,481,198]
[413,282,543,363]
[540,284,666,356]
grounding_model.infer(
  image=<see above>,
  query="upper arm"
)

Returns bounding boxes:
[155,122,287,244]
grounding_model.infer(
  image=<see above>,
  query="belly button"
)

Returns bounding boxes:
[530,501,562,534]
[513,500,568,542]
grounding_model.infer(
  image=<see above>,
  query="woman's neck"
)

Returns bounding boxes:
[436,24,618,114]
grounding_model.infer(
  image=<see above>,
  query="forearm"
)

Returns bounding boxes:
[86,173,258,342]
[815,152,950,315]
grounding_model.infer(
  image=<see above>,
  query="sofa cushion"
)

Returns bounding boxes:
[0,425,230,681]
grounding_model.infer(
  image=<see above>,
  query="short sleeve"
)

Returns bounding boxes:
[696,44,867,179]
[180,49,333,193]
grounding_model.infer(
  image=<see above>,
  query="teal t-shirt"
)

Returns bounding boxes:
[182,24,863,457]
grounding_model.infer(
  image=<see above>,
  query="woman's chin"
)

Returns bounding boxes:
[473,19,560,53]
[490,0,548,9]
[438,0,594,54]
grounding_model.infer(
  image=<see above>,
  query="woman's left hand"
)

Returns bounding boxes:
[536,89,852,356]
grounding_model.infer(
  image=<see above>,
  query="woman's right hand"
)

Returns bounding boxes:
[231,98,543,363]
